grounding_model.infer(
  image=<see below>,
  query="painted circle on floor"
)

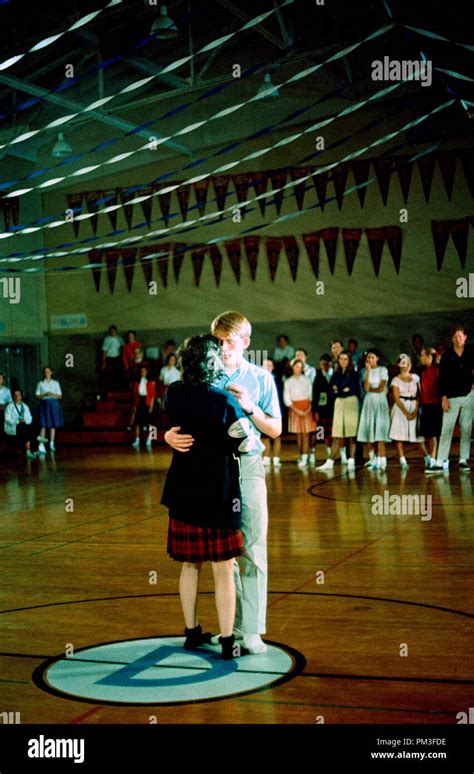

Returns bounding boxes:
[35,636,303,705]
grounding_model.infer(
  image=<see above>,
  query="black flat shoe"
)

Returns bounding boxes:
[183,624,213,650]
[219,634,249,660]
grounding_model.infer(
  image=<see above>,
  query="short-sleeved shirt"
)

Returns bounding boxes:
[102,335,124,358]
[0,386,12,406]
[35,379,62,398]
[214,359,282,455]
[367,366,388,391]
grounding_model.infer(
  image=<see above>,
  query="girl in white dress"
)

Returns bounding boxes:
[284,358,315,467]
[357,350,390,470]
[36,366,64,454]
[389,354,426,468]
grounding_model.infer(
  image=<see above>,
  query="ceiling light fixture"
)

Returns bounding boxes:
[257,72,280,99]
[51,132,73,158]
[150,5,178,39]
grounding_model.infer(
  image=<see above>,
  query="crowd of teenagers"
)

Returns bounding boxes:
[265,327,472,473]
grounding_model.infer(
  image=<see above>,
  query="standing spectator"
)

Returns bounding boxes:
[36,367,63,454]
[294,348,316,383]
[389,354,424,468]
[357,349,390,470]
[131,366,156,448]
[347,338,361,369]
[261,358,282,467]
[4,389,36,459]
[317,351,359,470]
[410,333,425,376]
[284,358,315,467]
[330,339,344,370]
[122,331,143,379]
[311,354,334,463]
[0,373,12,438]
[419,347,442,469]
[272,334,295,365]
[128,347,151,384]
[427,326,473,473]
[159,353,181,387]
[101,325,124,390]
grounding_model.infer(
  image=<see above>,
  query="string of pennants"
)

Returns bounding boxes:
[0,195,19,231]
[87,226,403,293]
[431,216,474,270]
[66,150,474,237]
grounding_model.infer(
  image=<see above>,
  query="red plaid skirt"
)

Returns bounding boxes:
[167,517,244,562]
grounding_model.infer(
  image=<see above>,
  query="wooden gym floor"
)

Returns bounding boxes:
[0,442,472,724]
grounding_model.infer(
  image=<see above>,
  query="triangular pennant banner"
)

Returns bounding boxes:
[173,243,187,283]
[105,250,120,293]
[385,225,402,274]
[89,249,103,292]
[332,164,349,210]
[225,239,241,283]
[312,169,328,212]
[459,150,474,198]
[302,232,321,278]
[105,188,119,232]
[417,155,435,203]
[232,174,252,218]
[365,227,386,276]
[438,152,457,201]
[140,186,154,226]
[154,184,171,227]
[156,243,170,287]
[342,228,362,276]
[120,189,136,230]
[191,247,207,287]
[66,192,84,237]
[290,167,310,211]
[282,235,300,281]
[450,219,469,269]
[243,236,260,280]
[269,170,287,215]
[351,160,371,207]
[193,179,210,217]
[395,157,414,205]
[212,175,230,219]
[85,190,102,235]
[266,238,282,282]
[176,184,191,222]
[431,220,451,271]
[209,244,223,286]
[252,171,268,216]
[139,246,156,287]
[373,159,393,206]
[122,247,137,292]
[320,227,339,274]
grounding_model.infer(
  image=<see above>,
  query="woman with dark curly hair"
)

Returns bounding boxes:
[161,334,256,660]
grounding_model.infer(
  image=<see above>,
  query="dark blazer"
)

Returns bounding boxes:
[312,369,334,416]
[160,381,247,529]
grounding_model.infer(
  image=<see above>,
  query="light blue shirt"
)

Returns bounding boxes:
[215,359,282,455]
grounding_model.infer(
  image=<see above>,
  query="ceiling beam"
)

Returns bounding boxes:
[216,0,288,49]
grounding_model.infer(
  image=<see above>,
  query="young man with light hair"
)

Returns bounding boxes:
[165,311,282,654]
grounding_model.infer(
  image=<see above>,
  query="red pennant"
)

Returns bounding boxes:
[177,184,191,222]
[252,171,268,216]
[105,250,120,292]
[431,221,451,271]
[385,225,402,274]
[450,219,469,269]
[212,175,230,219]
[7,197,19,228]
[120,189,136,230]
[193,179,210,217]
[154,184,171,226]
[85,190,102,235]
[302,232,321,278]
[373,159,394,206]
[312,168,328,212]
[191,246,207,287]
[243,236,260,280]
[225,239,241,283]
[209,244,223,286]
[459,149,474,197]
[266,237,282,282]
[417,155,435,203]
[365,227,386,276]
[89,249,103,292]
[290,167,310,211]
[173,243,187,282]
[269,170,287,214]
[332,164,349,210]
[66,192,84,237]
[105,188,119,231]
[156,243,170,287]
[342,228,362,276]
[320,227,339,274]
[395,157,414,205]
[232,174,252,218]
[438,152,457,201]
[282,236,300,281]
[351,160,371,207]
[122,247,137,292]
[139,246,156,287]
[139,186,153,226]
